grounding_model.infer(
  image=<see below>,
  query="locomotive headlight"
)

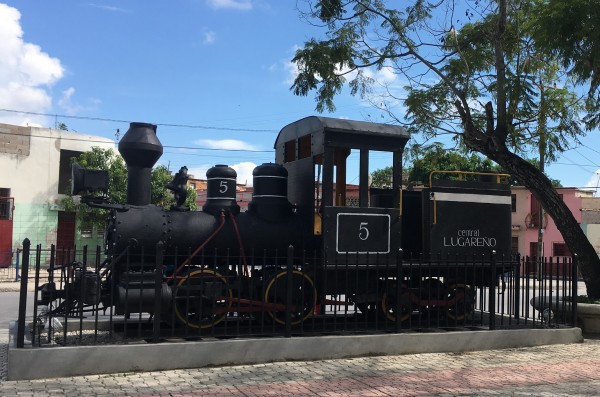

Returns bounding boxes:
[71,163,109,196]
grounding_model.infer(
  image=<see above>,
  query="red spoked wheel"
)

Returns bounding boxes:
[380,284,419,322]
[446,284,475,321]
[263,270,317,326]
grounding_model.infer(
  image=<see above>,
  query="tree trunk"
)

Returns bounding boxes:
[476,144,600,298]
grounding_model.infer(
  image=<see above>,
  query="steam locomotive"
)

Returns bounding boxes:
[48,116,512,329]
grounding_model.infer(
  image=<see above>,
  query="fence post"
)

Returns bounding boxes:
[14,248,20,282]
[571,254,578,327]
[16,239,30,348]
[153,242,164,343]
[514,254,520,320]
[285,245,293,338]
[395,249,403,333]
[488,250,496,330]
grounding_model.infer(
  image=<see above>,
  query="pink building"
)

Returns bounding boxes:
[510,186,594,258]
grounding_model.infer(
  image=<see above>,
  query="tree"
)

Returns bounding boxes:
[407,143,496,184]
[291,0,600,297]
[62,147,197,234]
[370,166,393,188]
[531,0,600,127]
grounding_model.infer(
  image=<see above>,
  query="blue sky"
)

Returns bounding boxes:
[1,0,599,191]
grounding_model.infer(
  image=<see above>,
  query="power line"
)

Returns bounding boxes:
[0,108,278,133]
[0,130,274,154]
[0,131,274,154]
[163,145,272,153]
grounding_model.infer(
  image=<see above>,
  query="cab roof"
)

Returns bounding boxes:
[274,116,410,156]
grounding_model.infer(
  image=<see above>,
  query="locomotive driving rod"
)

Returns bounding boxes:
[213,297,297,314]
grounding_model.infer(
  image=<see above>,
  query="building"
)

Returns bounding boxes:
[510,186,596,258]
[582,197,600,255]
[189,176,253,211]
[0,123,114,266]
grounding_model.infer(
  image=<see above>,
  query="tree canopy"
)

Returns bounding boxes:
[292,0,600,297]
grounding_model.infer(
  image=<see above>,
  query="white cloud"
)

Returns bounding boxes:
[206,0,253,11]
[0,3,64,126]
[202,30,217,45]
[58,87,101,116]
[187,162,257,186]
[87,3,130,13]
[196,139,260,151]
[283,59,299,86]
[365,66,397,84]
[231,162,257,186]
[586,169,600,196]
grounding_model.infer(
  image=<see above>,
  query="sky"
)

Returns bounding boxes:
[1,0,600,192]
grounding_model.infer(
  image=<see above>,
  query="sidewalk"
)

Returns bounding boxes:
[1,337,599,396]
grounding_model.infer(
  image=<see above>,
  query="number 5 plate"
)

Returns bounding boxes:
[336,212,390,254]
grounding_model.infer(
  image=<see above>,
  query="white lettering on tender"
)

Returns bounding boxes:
[443,236,497,247]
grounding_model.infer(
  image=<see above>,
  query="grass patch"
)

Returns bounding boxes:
[577,295,600,304]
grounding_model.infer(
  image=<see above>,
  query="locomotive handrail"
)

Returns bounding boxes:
[229,211,250,277]
[167,211,227,282]
[428,171,511,186]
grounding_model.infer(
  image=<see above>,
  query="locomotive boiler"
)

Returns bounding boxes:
[49,116,513,329]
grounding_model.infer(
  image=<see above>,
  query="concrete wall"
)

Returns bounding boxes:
[0,124,114,253]
[7,326,583,380]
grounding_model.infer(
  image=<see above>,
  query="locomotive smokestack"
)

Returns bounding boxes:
[118,122,163,206]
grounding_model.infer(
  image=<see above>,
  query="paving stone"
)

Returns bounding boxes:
[2,337,600,396]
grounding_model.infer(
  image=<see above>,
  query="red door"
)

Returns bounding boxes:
[0,197,14,268]
[56,211,76,263]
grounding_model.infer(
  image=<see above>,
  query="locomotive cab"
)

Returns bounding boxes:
[275,116,410,265]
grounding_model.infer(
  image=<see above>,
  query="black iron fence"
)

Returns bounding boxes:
[0,248,19,282]
[14,238,579,348]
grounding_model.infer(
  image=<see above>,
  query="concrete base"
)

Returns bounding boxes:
[578,304,600,333]
[7,327,583,381]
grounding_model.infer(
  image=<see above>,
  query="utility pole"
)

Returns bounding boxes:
[537,81,548,278]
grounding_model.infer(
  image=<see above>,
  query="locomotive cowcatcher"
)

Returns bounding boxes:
[41,116,513,329]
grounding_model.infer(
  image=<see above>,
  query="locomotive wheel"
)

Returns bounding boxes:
[421,278,445,318]
[264,270,317,326]
[380,284,418,322]
[446,284,475,321]
[173,269,233,329]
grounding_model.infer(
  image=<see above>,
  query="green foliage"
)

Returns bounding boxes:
[370,166,393,188]
[151,165,198,211]
[152,165,176,208]
[407,143,496,184]
[293,0,586,164]
[531,0,600,128]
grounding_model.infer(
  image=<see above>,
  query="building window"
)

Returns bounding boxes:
[529,195,541,228]
[511,236,519,255]
[81,229,93,239]
[0,188,11,221]
[58,150,83,194]
[511,194,516,212]
[529,242,539,258]
[552,242,571,257]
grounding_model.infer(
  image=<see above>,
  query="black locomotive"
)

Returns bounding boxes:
[50,116,513,329]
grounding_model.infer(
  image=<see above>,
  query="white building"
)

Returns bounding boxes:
[0,123,114,266]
